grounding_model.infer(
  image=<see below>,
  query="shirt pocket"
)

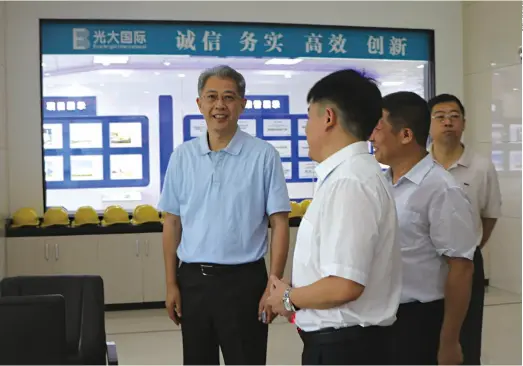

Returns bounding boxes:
[293,218,314,265]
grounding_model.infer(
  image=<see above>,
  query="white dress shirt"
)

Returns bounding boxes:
[292,141,402,332]
[429,145,502,248]
[386,154,477,304]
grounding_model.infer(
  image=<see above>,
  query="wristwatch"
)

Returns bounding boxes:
[282,287,297,312]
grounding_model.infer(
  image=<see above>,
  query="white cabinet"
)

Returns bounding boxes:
[6,233,166,305]
[97,233,165,304]
[98,234,144,304]
[5,227,299,305]
[6,236,98,276]
[7,237,53,276]
[141,233,166,303]
[45,236,99,275]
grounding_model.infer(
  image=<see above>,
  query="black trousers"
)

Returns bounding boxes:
[460,247,485,365]
[177,259,268,365]
[388,299,445,365]
[300,325,390,365]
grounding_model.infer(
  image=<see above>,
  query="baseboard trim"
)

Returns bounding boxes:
[105,301,164,312]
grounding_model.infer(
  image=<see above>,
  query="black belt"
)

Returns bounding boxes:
[399,298,444,310]
[298,325,387,345]
[180,258,264,276]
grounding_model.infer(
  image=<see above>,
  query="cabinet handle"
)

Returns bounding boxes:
[45,243,49,261]
[55,243,59,260]
[135,240,139,257]
[145,240,149,257]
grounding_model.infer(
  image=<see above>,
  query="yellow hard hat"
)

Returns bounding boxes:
[131,204,161,225]
[11,207,40,228]
[72,206,100,227]
[288,201,302,218]
[41,207,70,227]
[300,199,312,215]
[101,205,130,226]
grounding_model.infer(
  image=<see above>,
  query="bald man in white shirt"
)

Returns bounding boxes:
[266,69,402,366]
[428,94,502,365]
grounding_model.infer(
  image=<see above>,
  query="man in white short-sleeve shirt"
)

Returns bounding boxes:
[429,94,502,365]
[266,69,402,366]
[370,91,476,366]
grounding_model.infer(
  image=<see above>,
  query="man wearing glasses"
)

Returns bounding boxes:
[159,65,291,365]
[429,94,502,365]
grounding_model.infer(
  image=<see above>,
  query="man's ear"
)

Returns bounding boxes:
[401,128,414,144]
[324,106,336,130]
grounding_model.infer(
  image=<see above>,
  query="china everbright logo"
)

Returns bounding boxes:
[72,28,147,51]
[72,28,90,50]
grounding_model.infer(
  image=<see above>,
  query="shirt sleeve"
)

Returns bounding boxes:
[481,161,502,218]
[157,149,181,216]
[264,146,291,216]
[318,178,381,287]
[429,186,476,260]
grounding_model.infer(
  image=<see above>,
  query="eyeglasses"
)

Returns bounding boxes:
[202,94,240,104]
[431,113,462,122]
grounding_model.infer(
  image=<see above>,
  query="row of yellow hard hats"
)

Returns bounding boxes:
[10,200,313,228]
[10,205,163,228]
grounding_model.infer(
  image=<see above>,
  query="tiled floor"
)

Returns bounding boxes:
[106,287,522,365]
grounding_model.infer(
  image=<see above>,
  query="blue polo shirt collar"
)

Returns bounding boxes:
[198,127,246,156]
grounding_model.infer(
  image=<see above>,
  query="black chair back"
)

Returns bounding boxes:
[0,294,67,365]
[0,275,107,365]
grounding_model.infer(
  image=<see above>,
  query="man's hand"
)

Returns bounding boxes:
[438,340,463,365]
[258,284,276,324]
[282,309,295,322]
[165,283,182,325]
[266,275,290,316]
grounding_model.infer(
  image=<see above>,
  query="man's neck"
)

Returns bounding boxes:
[390,149,428,185]
[318,137,360,163]
[208,127,237,151]
[432,141,464,170]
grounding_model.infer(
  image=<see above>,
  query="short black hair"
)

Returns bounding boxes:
[306,69,383,141]
[428,94,465,116]
[382,91,430,147]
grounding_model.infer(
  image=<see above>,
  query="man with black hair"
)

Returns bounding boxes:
[428,93,502,365]
[266,69,401,365]
[369,91,476,365]
[159,65,290,365]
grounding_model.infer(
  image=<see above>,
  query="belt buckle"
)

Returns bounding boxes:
[200,264,214,276]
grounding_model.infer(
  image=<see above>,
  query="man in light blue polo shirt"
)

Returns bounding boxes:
[158,65,291,365]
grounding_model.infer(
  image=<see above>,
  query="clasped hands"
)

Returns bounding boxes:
[259,275,295,323]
